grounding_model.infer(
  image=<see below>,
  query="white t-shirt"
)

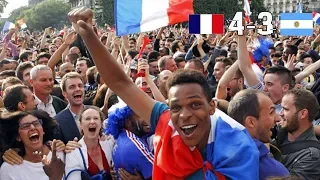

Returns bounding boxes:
[0,151,64,180]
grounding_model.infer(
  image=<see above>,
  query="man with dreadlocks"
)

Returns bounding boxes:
[106,105,153,180]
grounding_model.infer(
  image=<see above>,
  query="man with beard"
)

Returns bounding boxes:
[228,89,289,179]
[276,89,320,179]
[55,72,85,144]
[30,65,66,117]
[106,106,153,180]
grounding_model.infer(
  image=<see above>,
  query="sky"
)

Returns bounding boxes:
[2,0,28,18]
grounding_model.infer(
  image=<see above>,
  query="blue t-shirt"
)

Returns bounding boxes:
[150,102,205,179]
[112,130,154,179]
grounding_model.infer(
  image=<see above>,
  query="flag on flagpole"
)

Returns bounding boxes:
[189,14,224,34]
[115,0,194,36]
[296,3,303,13]
[16,19,27,29]
[313,11,320,25]
[243,0,251,23]
[2,21,15,32]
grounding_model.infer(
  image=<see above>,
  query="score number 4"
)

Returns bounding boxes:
[228,12,273,36]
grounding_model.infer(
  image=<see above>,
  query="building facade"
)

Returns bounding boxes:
[264,0,320,18]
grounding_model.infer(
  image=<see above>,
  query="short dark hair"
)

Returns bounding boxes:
[66,53,80,64]
[186,59,204,72]
[36,52,51,62]
[215,57,233,68]
[286,45,298,56]
[300,53,313,62]
[0,59,11,69]
[166,38,174,43]
[228,89,262,125]
[171,40,180,53]
[286,89,320,122]
[16,62,34,81]
[264,65,295,89]
[148,51,160,60]
[0,70,16,78]
[174,56,185,64]
[159,47,170,56]
[128,37,136,43]
[3,84,29,112]
[76,57,93,68]
[19,51,33,61]
[167,69,211,102]
[127,50,139,59]
[271,53,282,58]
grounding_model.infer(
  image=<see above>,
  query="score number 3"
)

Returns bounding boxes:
[228,12,273,36]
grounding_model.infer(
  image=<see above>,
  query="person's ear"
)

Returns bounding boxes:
[208,99,216,115]
[62,91,67,99]
[243,116,257,129]
[18,102,25,111]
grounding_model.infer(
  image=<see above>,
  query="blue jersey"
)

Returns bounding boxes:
[113,130,153,179]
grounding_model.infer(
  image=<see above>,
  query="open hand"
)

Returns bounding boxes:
[64,31,77,45]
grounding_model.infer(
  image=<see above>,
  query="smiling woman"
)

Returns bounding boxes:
[0,109,64,180]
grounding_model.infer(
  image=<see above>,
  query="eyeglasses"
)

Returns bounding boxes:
[19,119,43,130]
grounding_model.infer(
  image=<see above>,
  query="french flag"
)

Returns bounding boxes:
[313,11,320,25]
[189,14,224,34]
[244,0,251,23]
[153,109,259,179]
[115,0,194,36]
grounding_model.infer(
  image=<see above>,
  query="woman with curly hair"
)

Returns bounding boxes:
[65,106,114,180]
[0,109,65,180]
[105,105,153,180]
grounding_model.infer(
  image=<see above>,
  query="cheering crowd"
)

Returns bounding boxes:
[0,7,320,180]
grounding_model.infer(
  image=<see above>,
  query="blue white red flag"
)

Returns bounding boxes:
[114,0,194,36]
[153,108,260,179]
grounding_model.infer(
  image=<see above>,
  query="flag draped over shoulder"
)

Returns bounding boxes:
[153,109,260,179]
[114,0,194,36]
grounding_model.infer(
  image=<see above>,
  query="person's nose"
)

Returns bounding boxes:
[179,107,192,120]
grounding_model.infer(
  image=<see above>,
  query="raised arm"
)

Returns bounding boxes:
[216,60,239,99]
[238,30,260,87]
[68,8,156,123]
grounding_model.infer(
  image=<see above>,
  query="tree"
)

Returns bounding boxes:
[0,0,8,16]
[194,0,241,20]
[8,6,31,22]
[8,0,71,30]
[249,0,268,22]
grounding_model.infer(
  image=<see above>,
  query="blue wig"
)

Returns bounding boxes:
[105,106,133,139]
[252,38,273,63]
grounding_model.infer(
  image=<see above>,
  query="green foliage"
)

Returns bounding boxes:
[250,0,268,22]
[7,6,31,22]
[0,0,8,16]
[194,0,241,19]
[8,0,71,30]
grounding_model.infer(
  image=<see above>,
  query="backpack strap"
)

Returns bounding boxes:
[78,148,88,171]
[65,148,90,180]
[280,140,320,155]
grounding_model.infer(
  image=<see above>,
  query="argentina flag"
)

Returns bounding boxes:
[280,13,313,36]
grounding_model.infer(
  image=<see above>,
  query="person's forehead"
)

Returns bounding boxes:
[282,94,294,105]
[258,93,273,109]
[66,77,83,85]
[20,114,37,123]
[264,73,281,81]
[23,68,32,74]
[37,70,52,77]
[168,83,205,100]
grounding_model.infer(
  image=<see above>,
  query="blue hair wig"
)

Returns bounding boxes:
[252,38,273,63]
[105,106,133,139]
